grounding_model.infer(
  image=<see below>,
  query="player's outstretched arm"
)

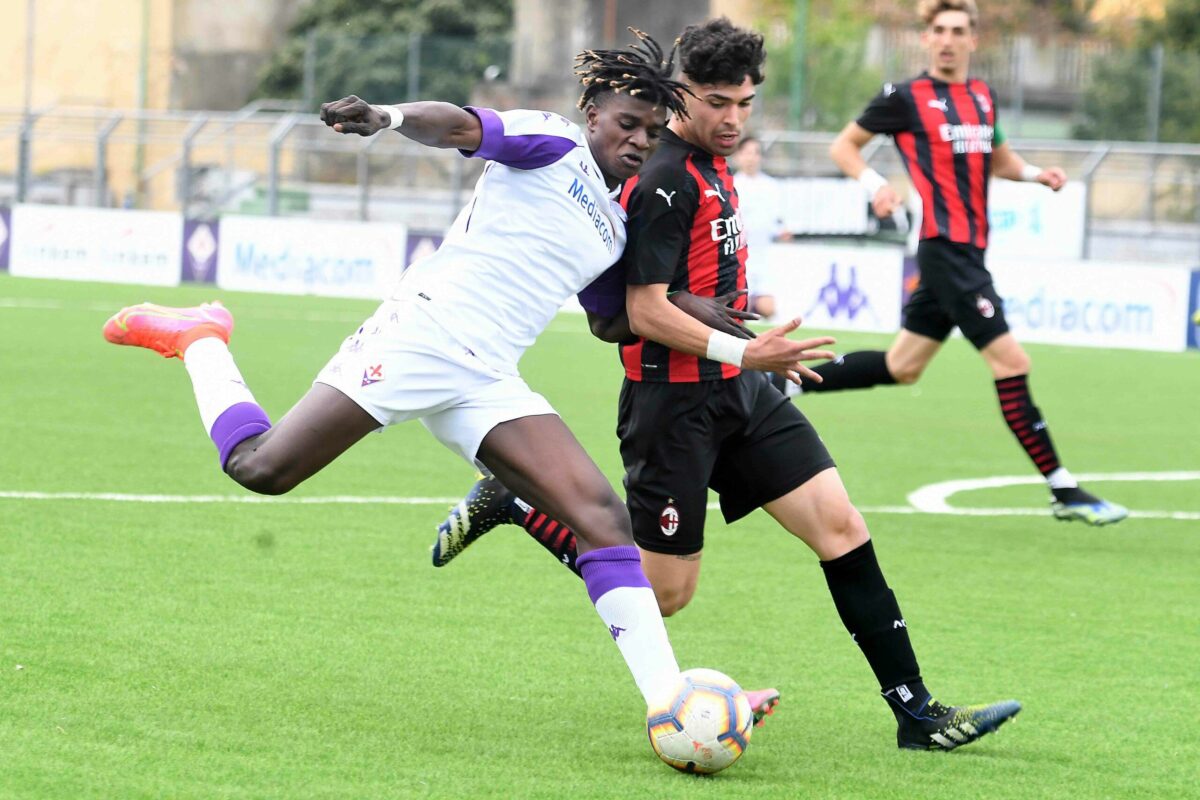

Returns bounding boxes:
[991,142,1066,191]
[320,96,482,152]
[627,284,834,384]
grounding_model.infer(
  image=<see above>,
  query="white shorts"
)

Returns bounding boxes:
[314,300,556,469]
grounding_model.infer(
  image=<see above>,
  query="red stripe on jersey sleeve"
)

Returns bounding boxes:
[896,131,940,240]
[910,79,971,243]
[950,82,989,249]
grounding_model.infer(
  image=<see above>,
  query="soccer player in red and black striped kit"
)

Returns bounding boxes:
[821,0,1126,525]
[432,17,1022,752]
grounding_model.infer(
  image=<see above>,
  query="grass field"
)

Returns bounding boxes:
[2,273,1198,799]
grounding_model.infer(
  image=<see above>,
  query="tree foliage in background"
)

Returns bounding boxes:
[757,0,883,132]
[1074,0,1200,143]
[256,0,513,109]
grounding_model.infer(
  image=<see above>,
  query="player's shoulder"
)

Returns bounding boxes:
[632,139,700,199]
[479,107,584,142]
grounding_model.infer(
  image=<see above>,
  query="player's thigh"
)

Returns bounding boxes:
[476,413,631,552]
[617,380,718,557]
[639,547,702,617]
[979,332,1031,378]
[762,467,869,561]
[709,373,836,524]
[226,383,381,494]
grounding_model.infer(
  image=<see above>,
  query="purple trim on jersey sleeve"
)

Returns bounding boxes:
[577,263,626,318]
[210,402,272,468]
[460,107,578,170]
[577,545,652,605]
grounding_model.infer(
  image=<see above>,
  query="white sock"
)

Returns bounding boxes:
[182,337,259,434]
[1046,467,1078,490]
[593,586,680,705]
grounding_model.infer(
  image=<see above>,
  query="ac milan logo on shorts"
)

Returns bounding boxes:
[361,363,384,387]
[975,294,996,319]
[659,502,680,537]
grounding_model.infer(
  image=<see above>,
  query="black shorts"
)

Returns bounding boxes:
[617,371,835,556]
[903,238,1009,350]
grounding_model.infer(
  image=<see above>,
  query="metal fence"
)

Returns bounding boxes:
[1,102,1197,264]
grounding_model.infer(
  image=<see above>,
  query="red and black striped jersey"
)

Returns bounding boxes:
[616,128,749,383]
[857,72,998,249]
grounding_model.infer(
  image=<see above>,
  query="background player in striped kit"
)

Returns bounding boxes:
[433,17,1023,752]
[821,0,1126,526]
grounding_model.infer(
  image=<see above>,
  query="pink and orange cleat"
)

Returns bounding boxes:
[103,302,234,359]
[745,688,781,728]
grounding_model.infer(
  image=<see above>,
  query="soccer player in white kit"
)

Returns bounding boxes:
[101,34,787,720]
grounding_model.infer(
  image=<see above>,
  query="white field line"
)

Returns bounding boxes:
[1,476,1197,520]
[906,471,1200,521]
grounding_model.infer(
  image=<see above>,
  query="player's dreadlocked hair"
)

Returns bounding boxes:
[677,17,766,87]
[575,29,691,118]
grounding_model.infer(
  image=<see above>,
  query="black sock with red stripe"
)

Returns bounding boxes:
[803,351,897,393]
[995,374,1062,479]
[515,504,581,576]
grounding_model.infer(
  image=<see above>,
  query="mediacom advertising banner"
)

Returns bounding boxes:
[0,207,10,272]
[9,204,182,286]
[988,257,1193,352]
[987,181,1086,261]
[766,242,904,334]
[217,215,407,299]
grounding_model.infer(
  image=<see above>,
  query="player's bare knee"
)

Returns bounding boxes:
[656,586,695,617]
[571,490,634,549]
[225,450,295,496]
[889,361,924,384]
[823,502,870,554]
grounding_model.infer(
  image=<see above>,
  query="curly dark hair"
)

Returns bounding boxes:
[677,17,766,86]
[575,29,692,118]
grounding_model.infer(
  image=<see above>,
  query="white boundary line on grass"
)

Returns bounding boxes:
[906,471,1200,521]
[1,471,1197,520]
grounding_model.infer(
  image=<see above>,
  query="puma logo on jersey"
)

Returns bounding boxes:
[656,187,677,206]
[704,187,725,202]
[927,97,949,112]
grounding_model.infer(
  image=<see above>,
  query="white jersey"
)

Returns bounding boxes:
[395,107,627,373]
[733,170,787,296]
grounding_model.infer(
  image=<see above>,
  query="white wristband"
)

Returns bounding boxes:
[1020,163,1042,182]
[857,167,888,197]
[372,104,405,130]
[706,330,748,367]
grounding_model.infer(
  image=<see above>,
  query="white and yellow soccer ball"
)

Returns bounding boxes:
[646,668,754,774]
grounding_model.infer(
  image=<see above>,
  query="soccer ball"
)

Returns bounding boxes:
[646,668,754,774]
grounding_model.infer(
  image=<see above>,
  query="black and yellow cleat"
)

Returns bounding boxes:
[893,697,1022,751]
[432,474,516,567]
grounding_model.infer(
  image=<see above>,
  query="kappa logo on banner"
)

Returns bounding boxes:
[807,262,876,323]
[361,363,384,387]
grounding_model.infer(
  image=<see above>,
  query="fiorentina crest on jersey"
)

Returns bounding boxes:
[660,502,680,536]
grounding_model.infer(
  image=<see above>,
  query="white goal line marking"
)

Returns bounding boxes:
[2,471,1197,520]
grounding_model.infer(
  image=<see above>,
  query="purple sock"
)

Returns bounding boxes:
[577,545,652,603]
[209,402,271,468]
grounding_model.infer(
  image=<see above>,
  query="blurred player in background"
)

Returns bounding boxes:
[103,33,720,719]
[434,17,1023,752]
[731,135,791,320]
[822,0,1127,526]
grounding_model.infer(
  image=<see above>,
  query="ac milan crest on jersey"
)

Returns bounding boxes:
[361,363,385,387]
[975,294,996,318]
[660,502,680,537]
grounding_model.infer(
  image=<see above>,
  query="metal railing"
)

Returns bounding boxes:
[1,105,1197,264]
